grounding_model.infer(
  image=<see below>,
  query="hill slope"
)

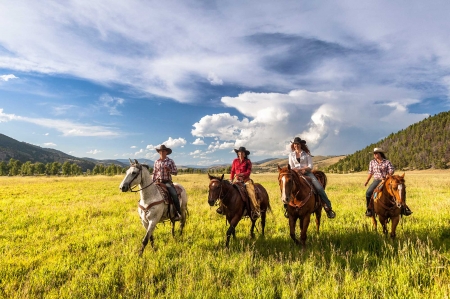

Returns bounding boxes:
[0,134,96,171]
[326,111,450,172]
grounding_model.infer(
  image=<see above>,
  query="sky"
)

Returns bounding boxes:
[1,0,450,167]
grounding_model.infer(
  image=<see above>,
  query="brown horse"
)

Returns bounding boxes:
[371,174,406,239]
[207,174,271,248]
[277,165,323,246]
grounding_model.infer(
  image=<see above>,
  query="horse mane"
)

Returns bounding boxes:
[131,163,150,170]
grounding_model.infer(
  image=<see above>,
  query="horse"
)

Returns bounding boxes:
[370,174,406,239]
[207,173,271,248]
[119,159,188,255]
[277,165,323,246]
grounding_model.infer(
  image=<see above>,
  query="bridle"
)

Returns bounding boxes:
[387,177,405,208]
[209,178,225,206]
[127,164,155,193]
[278,170,313,201]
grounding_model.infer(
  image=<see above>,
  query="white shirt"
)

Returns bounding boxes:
[288,150,313,170]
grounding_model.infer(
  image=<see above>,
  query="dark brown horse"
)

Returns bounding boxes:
[277,165,323,246]
[207,174,271,247]
[371,174,406,239]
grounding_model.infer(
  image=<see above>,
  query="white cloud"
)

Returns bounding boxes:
[192,138,206,145]
[162,137,187,148]
[0,74,18,81]
[207,72,223,85]
[43,142,56,147]
[98,93,124,116]
[130,145,137,148]
[192,88,428,156]
[87,149,102,154]
[0,109,120,137]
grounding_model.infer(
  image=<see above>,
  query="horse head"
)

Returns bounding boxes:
[277,164,294,204]
[119,159,144,192]
[386,173,406,208]
[207,173,225,206]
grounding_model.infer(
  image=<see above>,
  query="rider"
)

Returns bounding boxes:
[364,147,412,217]
[216,146,260,219]
[152,144,182,221]
[288,137,336,219]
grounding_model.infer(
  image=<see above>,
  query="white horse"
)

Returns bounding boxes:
[119,159,188,255]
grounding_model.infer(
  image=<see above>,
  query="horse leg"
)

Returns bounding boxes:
[378,216,388,235]
[139,207,164,255]
[260,210,266,236]
[315,208,321,232]
[371,215,378,231]
[225,216,241,248]
[390,216,400,239]
[289,216,300,245]
[250,219,256,239]
[299,215,311,247]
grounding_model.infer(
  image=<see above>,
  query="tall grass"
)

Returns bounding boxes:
[1,172,449,298]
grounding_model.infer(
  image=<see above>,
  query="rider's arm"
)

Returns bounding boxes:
[230,159,236,181]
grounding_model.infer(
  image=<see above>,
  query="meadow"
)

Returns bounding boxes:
[1,171,449,299]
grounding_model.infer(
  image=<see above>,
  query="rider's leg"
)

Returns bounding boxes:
[166,183,181,218]
[245,180,260,219]
[365,180,380,216]
[305,172,335,218]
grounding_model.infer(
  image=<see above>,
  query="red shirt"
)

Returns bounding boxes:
[230,158,252,182]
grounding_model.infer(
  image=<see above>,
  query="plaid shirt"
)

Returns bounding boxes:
[152,157,177,182]
[230,158,252,181]
[368,159,395,180]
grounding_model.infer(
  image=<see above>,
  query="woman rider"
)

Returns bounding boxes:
[288,137,336,219]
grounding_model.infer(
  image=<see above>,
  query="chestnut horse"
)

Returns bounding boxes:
[371,174,406,239]
[277,165,323,246]
[207,174,271,248]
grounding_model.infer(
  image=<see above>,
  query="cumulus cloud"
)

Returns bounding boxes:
[192,138,206,145]
[0,109,120,137]
[192,88,428,156]
[0,74,18,81]
[162,137,187,148]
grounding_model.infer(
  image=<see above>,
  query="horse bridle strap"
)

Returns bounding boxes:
[129,164,156,192]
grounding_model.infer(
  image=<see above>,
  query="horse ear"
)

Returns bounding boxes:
[401,173,405,178]
[134,159,139,165]
[220,174,224,180]
[277,165,281,171]
[129,158,133,165]
[208,173,212,179]
[287,164,291,170]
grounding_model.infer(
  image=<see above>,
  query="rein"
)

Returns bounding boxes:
[128,165,156,192]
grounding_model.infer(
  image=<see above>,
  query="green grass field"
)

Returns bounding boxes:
[1,172,449,298]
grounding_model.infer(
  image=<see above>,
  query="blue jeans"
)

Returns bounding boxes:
[365,180,381,209]
[305,172,332,209]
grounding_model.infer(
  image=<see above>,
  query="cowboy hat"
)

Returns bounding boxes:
[155,144,172,155]
[372,147,385,153]
[291,137,306,145]
[234,146,250,156]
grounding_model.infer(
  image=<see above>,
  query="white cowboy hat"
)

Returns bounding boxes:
[372,147,385,153]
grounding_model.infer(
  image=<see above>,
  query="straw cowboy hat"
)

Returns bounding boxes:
[234,146,250,156]
[291,137,306,145]
[372,147,386,154]
[155,144,172,155]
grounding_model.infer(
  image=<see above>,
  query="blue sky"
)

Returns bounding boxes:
[1,1,449,166]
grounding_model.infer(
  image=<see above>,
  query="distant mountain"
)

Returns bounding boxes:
[115,158,154,166]
[82,157,128,168]
[326,110,450,172]
[0,133,96,171]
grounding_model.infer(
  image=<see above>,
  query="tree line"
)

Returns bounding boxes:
[0,158,125,176]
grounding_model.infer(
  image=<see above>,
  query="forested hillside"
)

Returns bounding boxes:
[325,111,450,173]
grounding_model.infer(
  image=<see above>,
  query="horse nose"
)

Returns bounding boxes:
[119,184,128,192]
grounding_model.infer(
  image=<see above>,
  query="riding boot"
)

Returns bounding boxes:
[323,204,336,219]
[401,205,413,216]
[365,195,374,217]
[216,207,223,214]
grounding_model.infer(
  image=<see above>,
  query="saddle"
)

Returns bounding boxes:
[155,182,183,218]
[233,181,261,218]
[289,171,320,209]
